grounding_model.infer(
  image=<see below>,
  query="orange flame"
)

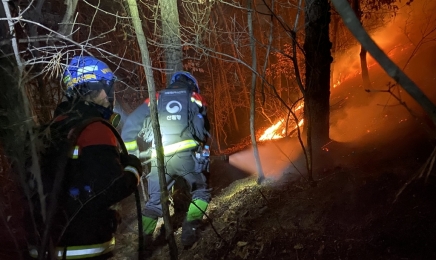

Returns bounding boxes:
[259,120,284,140]
[259,118,304,141]
[259,102,305,141]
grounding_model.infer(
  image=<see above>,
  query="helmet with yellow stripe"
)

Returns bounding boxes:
[63,56,115,103]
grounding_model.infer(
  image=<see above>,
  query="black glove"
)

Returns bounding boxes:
[120,153,143,176]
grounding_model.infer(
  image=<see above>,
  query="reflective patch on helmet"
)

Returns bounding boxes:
[101,68,112,74]
[63,75,71,84]
[66,74,98,88]
[76,65,99,76]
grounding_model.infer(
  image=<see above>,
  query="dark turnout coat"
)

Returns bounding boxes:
[29,100,138,258]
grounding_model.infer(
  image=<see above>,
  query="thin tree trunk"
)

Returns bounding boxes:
[58,0,79,38]
[126,0,178,259]
[248,0,265,184]
[360,47,371,89]
[273,0,282,97]
[209,14,240,132]
[208,62,222,152]
[217,4,249,106]
[1,2,53,257]
[352,0,371,89]
[23,0,53,123]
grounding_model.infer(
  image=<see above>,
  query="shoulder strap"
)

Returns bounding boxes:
[40,117,133,256]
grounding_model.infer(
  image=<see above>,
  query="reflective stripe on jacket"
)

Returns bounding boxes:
[29,237,115,259]
[151,139,198,157]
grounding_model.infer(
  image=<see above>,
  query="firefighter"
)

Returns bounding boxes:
[121,71,211,247]
[28,56,142,259]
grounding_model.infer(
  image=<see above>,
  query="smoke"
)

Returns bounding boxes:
[229,137,306,179]
[330,0,436,142]
[229,0,436,178]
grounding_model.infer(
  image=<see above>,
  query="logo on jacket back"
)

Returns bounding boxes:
[158,87,190,139]
[166,101,182,120]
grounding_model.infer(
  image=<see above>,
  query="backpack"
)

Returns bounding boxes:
[28,115,125,255]
[139,87,208,146]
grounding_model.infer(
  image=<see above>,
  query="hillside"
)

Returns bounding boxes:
[111,114,436,259]
[110,39,436,260]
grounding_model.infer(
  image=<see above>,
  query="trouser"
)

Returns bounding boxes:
[28,209,119,259]
[142,151,210,234]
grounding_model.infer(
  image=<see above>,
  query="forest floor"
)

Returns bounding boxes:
[110,115,436,260]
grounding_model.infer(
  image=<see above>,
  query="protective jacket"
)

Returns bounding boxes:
[121,81,211,244]
[122,81,210,156]
[29,100,139,259]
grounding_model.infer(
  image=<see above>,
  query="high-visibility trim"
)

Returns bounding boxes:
[124,140,138,151]
[187,199,209,221]
[142,216,158,235]
[28,237,115,259]
[124,165,140,183]
[191,96,203,107]
[152,139,198,157]
[192,92,206,107]
[71,145,80,159]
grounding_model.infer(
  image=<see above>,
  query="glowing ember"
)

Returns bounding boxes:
[333,79,341,88]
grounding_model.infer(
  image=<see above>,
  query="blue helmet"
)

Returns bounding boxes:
[63,56,114,90]
[170,71,200,93]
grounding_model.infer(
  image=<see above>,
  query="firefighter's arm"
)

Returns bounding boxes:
[121,102,150,156]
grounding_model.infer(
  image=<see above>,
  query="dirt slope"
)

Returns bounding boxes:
[111,117,436,260]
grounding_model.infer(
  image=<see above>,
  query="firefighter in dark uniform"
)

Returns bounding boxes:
[28,56,142,259]
[121,71,211,247]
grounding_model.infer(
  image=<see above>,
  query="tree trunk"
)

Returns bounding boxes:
[58,0,79,38]
[208,14,240,134]
[352,0,371,89]
[330,14,339,88]
[127,0,178,258]
[304,0,332,150]
[248,0,265,184]
[217,4,249,106]
[159,0,183,84]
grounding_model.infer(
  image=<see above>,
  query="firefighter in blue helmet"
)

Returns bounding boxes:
[121,71,211,247]
[28,56,142,259]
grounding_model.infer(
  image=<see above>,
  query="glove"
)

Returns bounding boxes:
[128,148,140,157]
[120,153,142,184]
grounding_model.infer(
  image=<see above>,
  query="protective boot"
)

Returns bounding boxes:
[142,216,157,249]
[181,199,208,247]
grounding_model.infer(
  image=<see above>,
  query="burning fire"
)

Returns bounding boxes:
[259,120,285,140]
[259,103,305,141]
[259,118,304,141]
